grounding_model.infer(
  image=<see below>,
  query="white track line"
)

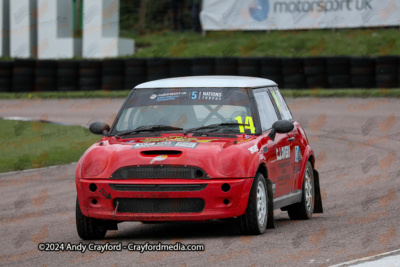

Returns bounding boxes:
[330,248,400,267]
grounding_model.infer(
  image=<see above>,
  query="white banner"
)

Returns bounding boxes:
[201,0,400,30]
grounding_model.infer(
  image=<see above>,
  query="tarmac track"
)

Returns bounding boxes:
[0,97,399,266]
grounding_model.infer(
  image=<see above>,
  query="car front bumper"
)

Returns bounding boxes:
[76,178,253,221]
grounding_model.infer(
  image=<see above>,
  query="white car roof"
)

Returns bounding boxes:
[134,76,277,89]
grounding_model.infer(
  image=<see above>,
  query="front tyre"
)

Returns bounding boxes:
[76,198,107,240]
[287,162,315,220]
[239,173,268,235]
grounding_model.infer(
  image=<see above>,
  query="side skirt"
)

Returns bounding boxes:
[273,190,302,210]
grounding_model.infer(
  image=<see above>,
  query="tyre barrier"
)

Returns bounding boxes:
[0,61,12,92]
[304,57,327,89]
[102,59,125,91]
[147,58,169,81]
[58,60,79,91]
[79,60,101,91]
[35,60,57,92]
[13,59,35,92]
[0,57,399,92]
[192,57,215,76]
[260,58,283,88]
[125,58,147,89]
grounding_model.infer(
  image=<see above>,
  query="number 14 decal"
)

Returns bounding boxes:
[234,116,256,134]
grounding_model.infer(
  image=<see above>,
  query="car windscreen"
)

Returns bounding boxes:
[111,88,257,135]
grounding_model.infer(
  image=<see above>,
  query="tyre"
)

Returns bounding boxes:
[282,58,303,75]
[239,172,268,235]
[102,76,124,90]
[192,57,215,75]
[376,65,398,74]
[215,58,238,75]
[287,162,314,220]
[351,67,374,75]
[147,59,169,81]
[238,58,260,77]
[261,58,282,76]
[169,58,192,77]
[303,57,326,75]
[307,75,327,88]
[351,57,375,68]
[376,74,398,88]
[76,198,107,240]
[125,76,147,89]
[351,76,375,88]
[261,66,281,76]
[326,57,350,75]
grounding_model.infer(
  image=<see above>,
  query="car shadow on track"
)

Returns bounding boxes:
[104,216,317,240]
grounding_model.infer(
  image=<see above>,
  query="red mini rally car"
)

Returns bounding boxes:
[75,76,323,239]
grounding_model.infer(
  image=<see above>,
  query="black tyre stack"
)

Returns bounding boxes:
[170,58,192,78]
[13,60,35,92]
[304,57,327,88]
[375,56,398,88]
[57,61,79,91]
[215,58,238,75]
[191,57,215,76]
[237,58,260,77]
[282,58,306,89]
[125,59,147,89]
[147,58,169,81]
[102,59,125,91]
[35,60,57,92]
[0,61,12,92]
[350,57,375,88]
[326,57,351,88]
[79,61,101,91]
[260,58,283,87]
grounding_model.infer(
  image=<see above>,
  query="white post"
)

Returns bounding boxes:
[36,0,80,59]
[82,0,133,58]
[9,0,37,58]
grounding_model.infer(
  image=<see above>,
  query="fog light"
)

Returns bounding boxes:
[92,199,97,205]
[223,199,229,205]
[89,183,97,192]
[221,183,230,192]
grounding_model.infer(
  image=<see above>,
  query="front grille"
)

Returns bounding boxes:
[114,198,205,213]
[110,165,208,179]
[109,184,207,192]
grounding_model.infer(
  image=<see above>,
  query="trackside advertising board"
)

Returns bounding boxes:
[200,0,400,30]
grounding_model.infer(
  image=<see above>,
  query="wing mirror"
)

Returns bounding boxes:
[268,120,294,141]
[89,122,110,136]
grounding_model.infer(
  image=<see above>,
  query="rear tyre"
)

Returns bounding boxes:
[239,173,268,235]
[287,162,314,220]
[76,198,107,240]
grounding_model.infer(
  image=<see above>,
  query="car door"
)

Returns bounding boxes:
[270,87,299,194]
[253,88,291,198]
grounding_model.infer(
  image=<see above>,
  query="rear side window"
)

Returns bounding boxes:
[254,91,278,131]
[271,88,293,121]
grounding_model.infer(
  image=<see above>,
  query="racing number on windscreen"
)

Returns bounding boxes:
[234,116,256,134]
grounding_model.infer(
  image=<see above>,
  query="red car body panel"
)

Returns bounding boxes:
[76,127,314,222]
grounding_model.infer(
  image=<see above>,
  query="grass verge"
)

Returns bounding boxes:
[125,29,400,58]
[0,119,100,173]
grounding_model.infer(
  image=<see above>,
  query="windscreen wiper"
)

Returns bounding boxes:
[116,125,184,138]
[184,123,249,134]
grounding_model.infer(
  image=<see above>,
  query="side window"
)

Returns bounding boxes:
[271,88,293,121]
[254,91,279,131]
